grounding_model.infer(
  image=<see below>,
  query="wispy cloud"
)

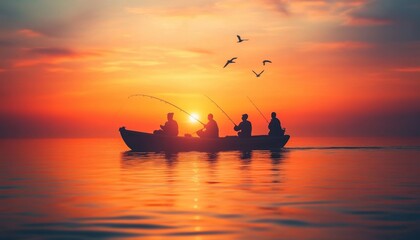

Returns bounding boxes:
[260,0,289,15]
[143,46,213,58]
[393,67,420,73]
[185,48,213,55]
[344,16,393,26]
[45,67,72,73]
[88,66,130,73]
[17,28,44,38]
[27,47,101,56]
[300,41,373,51]
[125,4,217,18]
[85,46,211,73]
[13,47,102,67]
[126,7,211,17]
[260,0,366,17]
[0,1,114,38]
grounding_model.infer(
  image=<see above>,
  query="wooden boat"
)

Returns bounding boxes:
[119,127,290,152]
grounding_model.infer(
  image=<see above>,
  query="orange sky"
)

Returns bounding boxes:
[0,0,419,138]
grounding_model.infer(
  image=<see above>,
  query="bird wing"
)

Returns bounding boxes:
[259,70,265,75]
[252,70,257,76]
[263,60,272,63]
[223,61,230,68]
[231,57,238,60]
[237,35,241,41]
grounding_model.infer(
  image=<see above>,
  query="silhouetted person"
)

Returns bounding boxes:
[234,114,252,137]
[154,112,179,136]
[197,114,219,138]
[268,112,284,136]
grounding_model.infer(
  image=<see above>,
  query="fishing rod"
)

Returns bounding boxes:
[204,95,237,126]
[129,94,206,126]
[247,96,269,124]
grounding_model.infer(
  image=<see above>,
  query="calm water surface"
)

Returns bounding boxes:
[1,138,420,240]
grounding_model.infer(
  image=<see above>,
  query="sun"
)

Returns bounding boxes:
[189,113,200,123]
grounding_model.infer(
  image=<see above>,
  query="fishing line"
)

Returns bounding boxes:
[129,94,206,127]
[247,96,269,124]
[204,95,237,126]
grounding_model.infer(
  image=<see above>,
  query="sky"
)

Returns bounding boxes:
[0,0,419,138]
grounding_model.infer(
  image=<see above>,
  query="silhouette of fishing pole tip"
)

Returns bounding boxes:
[263,60,272,66]
[236,35,249,43]
[223,57,237,68]
[127,94,206,126]
[252,70,264,77]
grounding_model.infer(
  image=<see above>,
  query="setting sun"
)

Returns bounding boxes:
[189,113,200,124]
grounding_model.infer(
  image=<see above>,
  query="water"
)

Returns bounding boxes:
[1,138,420,239]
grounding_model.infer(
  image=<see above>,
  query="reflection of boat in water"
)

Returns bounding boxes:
[119,127,290,152]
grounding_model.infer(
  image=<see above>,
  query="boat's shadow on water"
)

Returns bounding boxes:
[121,151,180,168]
[120,149,290,169]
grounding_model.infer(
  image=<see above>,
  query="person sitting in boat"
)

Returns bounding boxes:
[268,112,284,136]
[153,112,179,136]
[197,113,219,138]
[234,114,252,138]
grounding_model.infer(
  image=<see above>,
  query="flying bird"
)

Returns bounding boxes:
[236,35,249,43]
[263,60,272,65]
[223,57,237,68]
[252,70,265,77]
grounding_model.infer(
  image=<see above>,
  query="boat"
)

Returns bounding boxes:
[119,127,290,152]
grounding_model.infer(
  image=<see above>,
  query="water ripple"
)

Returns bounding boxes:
[253,218,349,228]
[9,229,141,239]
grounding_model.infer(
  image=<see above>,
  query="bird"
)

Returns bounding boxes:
[263,60,272,66]
[252,70,265,77]
[223,57,237,68]
[236,35,249,43]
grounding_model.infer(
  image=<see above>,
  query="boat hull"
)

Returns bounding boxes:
[119,127,290,152]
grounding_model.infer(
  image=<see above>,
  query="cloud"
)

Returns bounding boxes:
[343,0,420,41]
[13,47,102,67]
[124,0,223,17]
[185,48,213,55]
[300,41,372,51]
[344,16,393,26]
[260,0,289,15]
[0,39,19,48]
[393,67,420,73]
[85,46,212,73]
[88,60,165,72]
[17,28,43,38]
[0,1,115,37]
[26,47,99,57]
[88,66,131,73]
[257,0,367,17]
[105,60,165,67]
[125,5,217,18]
[143,46,213,58]
[45,67,72,72]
